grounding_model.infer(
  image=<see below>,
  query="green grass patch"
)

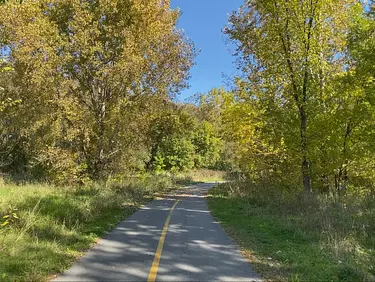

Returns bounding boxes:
[207,183,375,282]
[0,174,184,282]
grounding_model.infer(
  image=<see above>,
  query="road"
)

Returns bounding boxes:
[55,183,261,282]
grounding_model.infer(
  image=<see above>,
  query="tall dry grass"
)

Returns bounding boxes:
[0,173,183,281]
[214,180,375,281]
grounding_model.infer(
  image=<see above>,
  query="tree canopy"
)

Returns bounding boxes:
[1,0,375,197]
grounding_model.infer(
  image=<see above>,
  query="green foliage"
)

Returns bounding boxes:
[218,0,375,194]
[0,0,195,182]
[192,121,222,168]
[204,4,375,280]
[208,182,375,281]
[147,103,225,173]
[153,137,195,172]
[0,0,225,183]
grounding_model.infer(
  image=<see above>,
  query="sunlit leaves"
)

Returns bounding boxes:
[223,0,373,192]
[0,208,19,228]
[0,0,194,181]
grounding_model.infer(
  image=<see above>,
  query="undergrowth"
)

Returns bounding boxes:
[0,173,187,281]
[208,181,375,282]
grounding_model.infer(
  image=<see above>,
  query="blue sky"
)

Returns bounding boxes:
[170,0,244,101]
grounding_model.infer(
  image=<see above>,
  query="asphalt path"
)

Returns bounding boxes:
[55,183,262,281]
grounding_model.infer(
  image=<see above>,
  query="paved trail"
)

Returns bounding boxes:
[55,183,261,281]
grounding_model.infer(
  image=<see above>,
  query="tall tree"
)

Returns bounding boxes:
[0,0,194,181]
[225,0,360,192]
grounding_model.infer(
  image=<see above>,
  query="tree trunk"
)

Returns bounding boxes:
[300,105,312,192]
[337,122,351,195]
[300,13,313,193]
[146,144,158,171]
[90,85,108,180]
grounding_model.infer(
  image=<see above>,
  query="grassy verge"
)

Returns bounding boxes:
[0,174,188,282]
[207,182,375,282]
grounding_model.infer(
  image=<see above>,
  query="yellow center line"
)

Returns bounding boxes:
[147,200,180,282]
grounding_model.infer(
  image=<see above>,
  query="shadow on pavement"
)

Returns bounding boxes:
[55,183,262,282]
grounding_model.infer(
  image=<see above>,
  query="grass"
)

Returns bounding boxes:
[207,181,375,282]
[0,173,189,282]
[176,169,226,183]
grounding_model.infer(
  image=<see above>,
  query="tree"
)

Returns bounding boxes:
[0,0,194,181]
[147,105,197,172]
[225,0,361,192]
[194,88,237,171]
